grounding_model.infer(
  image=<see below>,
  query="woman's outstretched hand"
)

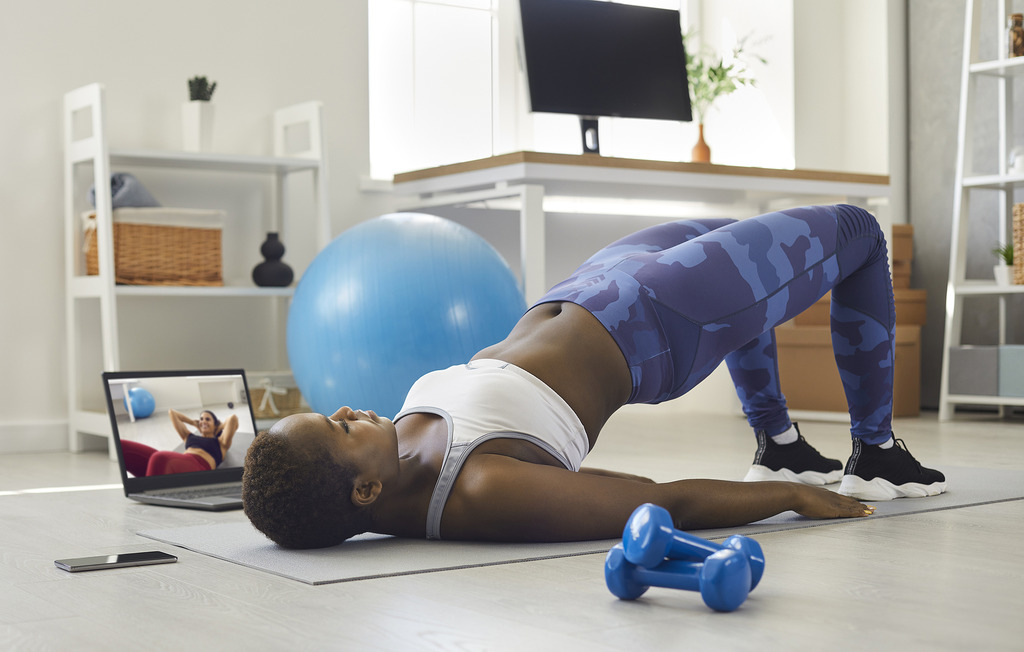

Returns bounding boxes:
[792,484,875,519]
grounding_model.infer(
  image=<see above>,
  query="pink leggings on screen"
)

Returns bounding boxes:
[120,439,213,476]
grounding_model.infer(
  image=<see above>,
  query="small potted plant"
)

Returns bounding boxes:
[684,33,764,163]
[188,76,217,102]
[993,242,1014,285]
[182,76,218,152]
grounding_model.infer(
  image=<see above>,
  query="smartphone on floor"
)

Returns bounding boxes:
[55,551,178,572]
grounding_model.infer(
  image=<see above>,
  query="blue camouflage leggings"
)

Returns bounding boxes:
[535,204,895,444]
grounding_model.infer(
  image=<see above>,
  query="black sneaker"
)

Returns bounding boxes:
[838,438,947,500]
[743,423,843,485]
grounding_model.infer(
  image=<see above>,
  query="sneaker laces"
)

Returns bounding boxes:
[796,434,828,457]
[892,438,924,473]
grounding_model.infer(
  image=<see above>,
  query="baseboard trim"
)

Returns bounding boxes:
[0,421,69,453]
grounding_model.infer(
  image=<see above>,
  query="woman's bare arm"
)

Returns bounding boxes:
[218,414,239,450]
[168,409,194,441]
[578,467,655,483]
[439,455,873,542]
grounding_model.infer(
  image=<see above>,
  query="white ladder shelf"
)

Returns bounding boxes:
[938,0,1024,419]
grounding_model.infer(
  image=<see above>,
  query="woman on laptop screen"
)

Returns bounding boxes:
[122,409,239,476]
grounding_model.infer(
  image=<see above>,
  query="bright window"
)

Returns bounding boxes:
[368,0,495,178]
[368,0,793,179]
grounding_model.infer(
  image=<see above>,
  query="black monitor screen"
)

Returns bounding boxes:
[518,0,692,123]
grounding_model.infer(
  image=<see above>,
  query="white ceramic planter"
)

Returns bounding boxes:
[182,101,214,152]
[994,264,1013,286]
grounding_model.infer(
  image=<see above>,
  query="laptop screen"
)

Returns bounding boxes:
[102,369,259,495]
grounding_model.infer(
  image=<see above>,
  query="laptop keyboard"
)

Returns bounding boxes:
[156,486,242,500]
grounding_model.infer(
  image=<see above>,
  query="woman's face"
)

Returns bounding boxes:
[274,407,400,481]
[197,411,218,436]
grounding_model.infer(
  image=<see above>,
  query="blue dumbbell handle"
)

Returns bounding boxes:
[664,529,719,558]
[625,552,750,612]
[630,558,702,592]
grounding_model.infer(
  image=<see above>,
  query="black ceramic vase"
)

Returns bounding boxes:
[252,232,294,287]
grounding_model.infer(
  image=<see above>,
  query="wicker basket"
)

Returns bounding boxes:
[84,208,224,286]
[1014,203,1024,285]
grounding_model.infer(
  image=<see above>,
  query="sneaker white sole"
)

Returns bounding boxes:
[743,465,842,485]
[837,474,948,501]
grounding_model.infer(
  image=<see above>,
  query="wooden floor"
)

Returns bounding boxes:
[2,409,1023,651]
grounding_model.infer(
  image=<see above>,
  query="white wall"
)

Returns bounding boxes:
[0,0,390,452]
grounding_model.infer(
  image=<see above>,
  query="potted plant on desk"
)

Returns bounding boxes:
[685,34,763,163]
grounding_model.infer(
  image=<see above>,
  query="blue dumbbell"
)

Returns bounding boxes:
[604,544,751,612]
[622,503,765,590]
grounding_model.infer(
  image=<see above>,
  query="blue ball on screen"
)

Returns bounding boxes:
[124,387,156,419]
[287,213,526,418]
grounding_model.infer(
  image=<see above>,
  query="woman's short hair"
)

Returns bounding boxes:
[242,430,371,549]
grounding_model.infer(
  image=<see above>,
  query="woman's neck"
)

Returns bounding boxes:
[370,412,448,537]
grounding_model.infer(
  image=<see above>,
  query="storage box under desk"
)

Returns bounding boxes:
[776,324,921,417]
[891,224,913,263]
[793,289,927,327]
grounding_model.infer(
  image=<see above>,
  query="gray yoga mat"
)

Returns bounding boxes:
[138,466,1024,585]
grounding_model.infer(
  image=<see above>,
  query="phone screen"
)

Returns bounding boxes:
[55,551,178,572]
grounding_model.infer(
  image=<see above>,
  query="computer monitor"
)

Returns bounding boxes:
[518,0,692,154]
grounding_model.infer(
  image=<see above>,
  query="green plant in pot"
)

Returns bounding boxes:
[684,33,764,163]
[188,76,217,102]
[183,76,218,152]
[993,242,1014,285]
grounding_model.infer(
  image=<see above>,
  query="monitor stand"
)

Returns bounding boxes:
[579,117,600,155]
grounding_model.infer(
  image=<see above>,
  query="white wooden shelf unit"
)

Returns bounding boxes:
[938,0,1024,419]
[63,83,330,451]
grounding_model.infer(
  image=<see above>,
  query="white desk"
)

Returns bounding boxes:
[392,152,890,302]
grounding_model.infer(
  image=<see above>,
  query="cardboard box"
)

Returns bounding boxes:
[776,324,921,417]
[999,345,1024,397]
[794,289,927,327]
[892,224,913,262]
[892,259,911,288]
[893,289,928,326]
[948,346,999,396]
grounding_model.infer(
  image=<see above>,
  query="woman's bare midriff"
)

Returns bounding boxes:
[184,448,217,471]
[472,302,632,446]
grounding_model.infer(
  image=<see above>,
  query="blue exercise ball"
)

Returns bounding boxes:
[287,213,526,418]
[124,387,155,419]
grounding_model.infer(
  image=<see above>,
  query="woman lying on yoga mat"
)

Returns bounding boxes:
[243,204,945,549]
[122,410,238,476]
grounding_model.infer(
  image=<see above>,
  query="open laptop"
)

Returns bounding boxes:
[102,369,260,511]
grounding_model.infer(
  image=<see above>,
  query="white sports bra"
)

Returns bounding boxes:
[396,358,589,540]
